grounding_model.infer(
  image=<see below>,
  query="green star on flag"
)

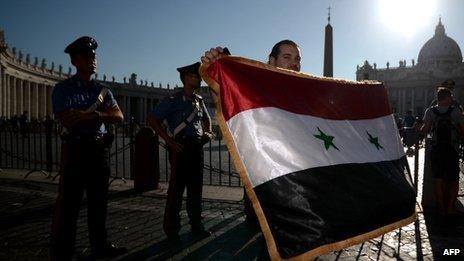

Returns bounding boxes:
[367,131,384,150]
[314,127,339,151]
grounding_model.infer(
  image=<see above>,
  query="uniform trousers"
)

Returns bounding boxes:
[163,137,204,236]
[50,139,110,260]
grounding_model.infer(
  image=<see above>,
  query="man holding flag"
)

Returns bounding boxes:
[200,42,416,260]
[202,40,303,226]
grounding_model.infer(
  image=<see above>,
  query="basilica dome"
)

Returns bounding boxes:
[417,18,462,66]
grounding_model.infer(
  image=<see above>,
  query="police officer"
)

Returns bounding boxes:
[147,62,213,242]
[50,36,126,260]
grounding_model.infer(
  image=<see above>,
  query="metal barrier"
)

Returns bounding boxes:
[0,119,241,187]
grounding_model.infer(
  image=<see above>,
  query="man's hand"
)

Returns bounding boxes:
[201,132,215,145]
[166,138,183,154]
[201,47,228,64]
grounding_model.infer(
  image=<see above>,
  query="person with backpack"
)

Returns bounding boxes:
[429,79,462,110]
[420,87,464,219]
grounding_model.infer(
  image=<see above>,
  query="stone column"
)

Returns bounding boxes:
[137,97,144,123]
[0,68,4,116]
[423,89,429,109]
[5,74,10,117]
[10,75,16,116]
[147,98,152,115]
[0,67,3,116]
[39,84,47,119]
[142,97,147,122]
[411,88,415,114]
[47,85,53,116]
[126,96,132,120]
[119,95,126,115]
[31,82,39,119]
[24,81,31,118]
[400,89,406,116]
[17,78,23,115]
[396,89,401,116]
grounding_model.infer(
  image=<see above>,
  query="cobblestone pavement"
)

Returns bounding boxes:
[1,167,464,260]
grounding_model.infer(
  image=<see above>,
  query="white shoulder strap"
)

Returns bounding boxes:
[172,105,199,137]
[84,87,109,113]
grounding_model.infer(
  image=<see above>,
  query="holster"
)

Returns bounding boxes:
[102,133,114,148]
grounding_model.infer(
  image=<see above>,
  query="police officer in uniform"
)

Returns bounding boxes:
[147,62,213,242]
[50,36,126,260]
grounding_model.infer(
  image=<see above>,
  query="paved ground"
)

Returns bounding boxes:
[1,148,464,260]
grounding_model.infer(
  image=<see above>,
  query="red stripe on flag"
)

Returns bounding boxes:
[206,58,391,121]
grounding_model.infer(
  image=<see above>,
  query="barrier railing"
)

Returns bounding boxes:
[0,119,241,187]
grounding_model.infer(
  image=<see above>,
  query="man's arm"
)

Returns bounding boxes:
[201,100,212,133]
[419,119,432,136]
[146,116,182,153]
[96,104,124,124]
[56,105,123,129]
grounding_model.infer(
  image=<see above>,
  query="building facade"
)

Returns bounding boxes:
[0,29,214,123]
[356,18,464,117]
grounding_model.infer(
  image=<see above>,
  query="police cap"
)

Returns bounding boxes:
[64,36,98,55]
[177,62,201,76]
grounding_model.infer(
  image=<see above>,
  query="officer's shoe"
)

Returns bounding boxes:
[191,227,212,238]
[93,242,128,259]
[166,234,181,246]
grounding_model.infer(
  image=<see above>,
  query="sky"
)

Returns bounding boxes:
[1,0,463,87]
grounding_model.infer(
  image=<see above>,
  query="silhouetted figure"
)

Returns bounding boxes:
[50,36,126,260]
[420,87,464,220]
[147,62,213,243]
[403,110,415,128]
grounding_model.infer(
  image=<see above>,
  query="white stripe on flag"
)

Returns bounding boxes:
[227,107,405,187]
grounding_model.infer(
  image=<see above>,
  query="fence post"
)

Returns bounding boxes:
[134,127,159,192]
[129,117,135,179]
[45,117,53,172]
[413,138,419,195]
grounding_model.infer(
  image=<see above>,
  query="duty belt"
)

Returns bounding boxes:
[175,135,202,145]
[63,132,105,142]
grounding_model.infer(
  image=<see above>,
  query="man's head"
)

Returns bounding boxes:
[177,62,202,89]
[440,79,455,91]
[436,87,453,105]
[268,39,301,72]
[65,36,98,75]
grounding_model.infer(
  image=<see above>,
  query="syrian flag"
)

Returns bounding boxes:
[200,57,416,260]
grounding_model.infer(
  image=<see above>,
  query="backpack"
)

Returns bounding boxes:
[431,106,457,147]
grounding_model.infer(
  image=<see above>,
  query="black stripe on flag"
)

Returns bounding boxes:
[253,156,416,258]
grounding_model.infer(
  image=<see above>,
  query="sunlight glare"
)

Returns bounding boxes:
[378,0,437,37]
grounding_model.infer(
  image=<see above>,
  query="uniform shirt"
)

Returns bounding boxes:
[52,75,118,136]
[423,105,464,150]
[150,91,210,138]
